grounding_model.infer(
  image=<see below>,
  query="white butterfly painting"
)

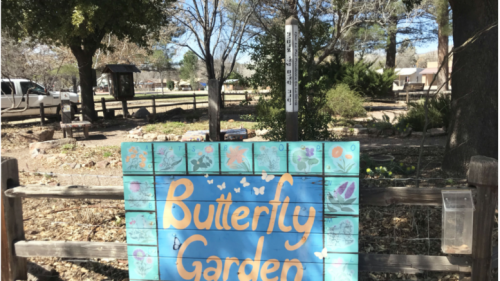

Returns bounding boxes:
[204,174,209,178]
[234,188,240,193]
[240,177,250,187]
[314,248,328,259]
[207,179,213,184]
[261,170,275,182]
[253,186,265,195]
[217,182,226,190]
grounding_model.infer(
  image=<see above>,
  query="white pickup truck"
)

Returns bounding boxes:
[1,79,79,120]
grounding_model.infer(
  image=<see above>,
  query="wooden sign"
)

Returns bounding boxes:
[285,18,299,113]
[121,141,360,280]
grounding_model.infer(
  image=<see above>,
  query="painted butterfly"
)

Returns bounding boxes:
[173,235,182,250]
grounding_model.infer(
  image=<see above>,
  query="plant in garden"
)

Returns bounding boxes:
[191,146,214,171]
[326,181,357,213]
[324,83,366,118]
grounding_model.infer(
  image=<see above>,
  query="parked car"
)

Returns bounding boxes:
[1,79,79,121]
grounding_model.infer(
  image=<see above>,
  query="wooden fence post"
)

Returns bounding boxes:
[469,155,498,281]
[1,157,27,281]
[101,98,107,120]
[39,103,45,126]
[152,98,156,122]
[193,93,196,111]
[121,100,128,119]
[208,80,220,141]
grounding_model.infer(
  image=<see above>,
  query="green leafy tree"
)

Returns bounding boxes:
[179,51,198,90]
[149,49,173,94]
[2,0,174,121]
[166,80,175,91]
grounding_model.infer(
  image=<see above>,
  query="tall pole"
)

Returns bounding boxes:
[285,16,299,141]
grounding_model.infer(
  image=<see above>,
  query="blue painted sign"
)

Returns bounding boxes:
[122,141,360,281]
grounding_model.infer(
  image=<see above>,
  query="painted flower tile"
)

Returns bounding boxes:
[288,142,323,174]
[186,143,219,174]
[154,142,186,174]
[254,142,287,174]
[324,177,359,215]
[121,142,154,175]
[123,176,155,211]
[221,142,253,174]
[325,142,360,176]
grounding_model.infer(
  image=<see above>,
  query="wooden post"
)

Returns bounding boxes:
[1,157,27,280]
[406,88,410,107]
[39,103,45,126]
[193,93,196,110]
[152,98,156,122]
[285,16,299,141]
[469,155,498,281]
[101,98,107,120]
[208,79,220,141]
[121,100,128,119]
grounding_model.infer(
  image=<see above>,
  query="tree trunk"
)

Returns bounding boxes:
[437,3,449,90]
[71,47,97,122]
[72,76,77,93]
[442,0,498,174]
[160,72,164,95]
[385,16,398,68]
[344,50,355,64]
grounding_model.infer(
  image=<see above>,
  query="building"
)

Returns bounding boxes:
[420,61,452,88]
[222,79,246,91]
[377,68,424,86]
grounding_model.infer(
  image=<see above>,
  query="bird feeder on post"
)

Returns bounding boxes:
[102,64,141,101]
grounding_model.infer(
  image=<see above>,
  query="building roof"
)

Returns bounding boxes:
[376,68,423,76]
[420,67,452,75]
[102,64,141,73]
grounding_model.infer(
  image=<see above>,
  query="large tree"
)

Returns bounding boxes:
[442,0,497,173]
[179,50,199,90]
[2,0,174,121]
[174,0,254,106]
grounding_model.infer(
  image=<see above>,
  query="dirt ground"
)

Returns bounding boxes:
[1,105,496,281]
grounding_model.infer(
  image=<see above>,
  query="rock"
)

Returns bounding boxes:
[74,164,81,169]
[132,107,150,119]
[61,163,76,169]
[129,128,143,137]
[29,138,76,153]
[96,160,109,169]
[412,131,424,138]
[143,133,158,141]
[85,161,95,168]
[429,127,446,137]
[35,154,45,160]
[166,134,178,141]
[33,129,55,141]
[31,148,46,158]
[247,129,256,138]
[353,124,363,128]
[157,134,167,141]
[256,129,268,136]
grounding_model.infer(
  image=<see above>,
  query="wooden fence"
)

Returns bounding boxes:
[32,92,250,125]
[1,155,497,280]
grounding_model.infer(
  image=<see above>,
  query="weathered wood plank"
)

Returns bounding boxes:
[14,241,128,259]
[4,185,124,200]
[5,185,475,207]
[13,241,472,273]
[360,187,475,206]
[1,157,27,280]
[469,156,498,281]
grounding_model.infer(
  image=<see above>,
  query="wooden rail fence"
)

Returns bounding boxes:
[1,155,497,280]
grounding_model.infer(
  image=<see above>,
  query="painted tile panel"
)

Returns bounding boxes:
[121,142,154,175]
[186,143,219,174]
[123,176,155,211]
[127,245,159,280]
[254,142,288,174]
[288,142,324,174]
[125,212,158,245]
[220,142,253,174]
[324,142,360,176]
[324,177,359,215]
[325,254,359,281]
[154,142,186,174]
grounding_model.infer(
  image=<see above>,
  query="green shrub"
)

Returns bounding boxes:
[166,80,174,90]
[429,95,451,131]
[396,98,445,132]
[324,84,366,118]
